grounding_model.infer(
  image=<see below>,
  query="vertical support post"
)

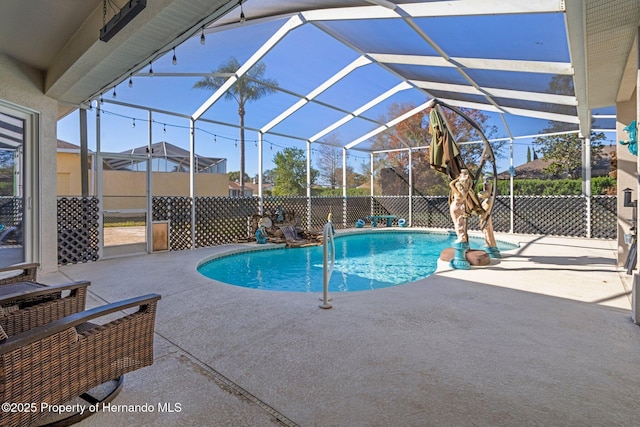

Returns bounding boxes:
[306,140,312,231]
[79,108,89,197]
[509,138,514,234]
[342,147,347,229]
[146,110,153,253]
[370,152,374,217]
[408,148,413,227]
[583,131,592,238]
[633,27,640,325]
[258,132,264,216]
[189,119,196,249]
[96,106,104,259]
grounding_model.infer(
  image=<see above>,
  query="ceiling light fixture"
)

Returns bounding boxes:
[100,0,147,42]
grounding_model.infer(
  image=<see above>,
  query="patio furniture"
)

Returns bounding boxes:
[0,293,161,427]
[367,215,397,227]
[0,280,89,336]
[0,262,39,285]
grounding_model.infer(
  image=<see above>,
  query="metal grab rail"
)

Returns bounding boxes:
[320,221,335,309]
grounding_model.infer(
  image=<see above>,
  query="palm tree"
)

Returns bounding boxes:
[193,57,278,193]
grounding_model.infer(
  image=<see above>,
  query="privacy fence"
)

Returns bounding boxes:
[57,195,617,265]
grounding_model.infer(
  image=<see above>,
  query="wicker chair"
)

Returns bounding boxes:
[0,262,39,285]
[0,280,90,336]
[0,293,161,427]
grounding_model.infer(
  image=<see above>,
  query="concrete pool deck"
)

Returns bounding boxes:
[40,231,639,426]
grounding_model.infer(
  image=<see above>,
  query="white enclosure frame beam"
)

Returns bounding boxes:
[261,56,372,134]
[309,81,412,143]
[345,99,435,149]
[302,0,564,22]
[192,15,304,121]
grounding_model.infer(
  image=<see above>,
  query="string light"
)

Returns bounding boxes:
[200,27,205,45]
[214,135,217,143]
[99,94,104,104]
[112,86,117,98]
[128,73,133,88]
[163,124,167,133]
[148,61,153,76]
[172,48,177,65]
[132,118,136,128]
[239,1,245,23]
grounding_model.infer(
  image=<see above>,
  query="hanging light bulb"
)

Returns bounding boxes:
[172,48,177,65]
[112,86,117,98]
[99,93,104,104]
[270,143,273,150]
[128,73,133,88]
[149,61,154,76]
[163,124,167,133]
[239,1,245,23]
[213,135,217,143]
[235,140,238,147]
[200,27,205,45]
[132,118,136,128]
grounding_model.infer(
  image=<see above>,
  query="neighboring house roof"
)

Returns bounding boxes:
[103,141,225,172]
[498,145,615,179]
[57,139,82,151]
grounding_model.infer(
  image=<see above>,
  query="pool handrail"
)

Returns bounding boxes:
[321,221,335,309]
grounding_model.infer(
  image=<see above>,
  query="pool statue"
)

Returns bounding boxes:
[478,177,501,258]
[448,169,474,269]
[449,168,476,244]
[620,120,637,156]
[255,219,268,244]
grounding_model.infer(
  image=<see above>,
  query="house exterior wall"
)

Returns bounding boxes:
[57,151,84,196]
[0,53,58,272]
[101,170,228,209]
[617,89,637,266]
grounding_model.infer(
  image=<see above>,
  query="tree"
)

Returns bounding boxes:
[532,73,606,178]
[315,139,341,188]
[526,146,532,163]
[227,171,250,182]
[371,102,502,196]
[533,131,606,178]
[532,146,539,160]
[271,148,318,196]
[193,57,278,194]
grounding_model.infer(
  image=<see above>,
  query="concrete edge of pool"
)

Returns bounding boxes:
[195,228,522,290]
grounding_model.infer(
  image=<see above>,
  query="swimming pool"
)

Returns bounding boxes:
[197,230,518,292]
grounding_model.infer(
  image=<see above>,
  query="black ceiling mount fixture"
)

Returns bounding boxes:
[100,0,147,42]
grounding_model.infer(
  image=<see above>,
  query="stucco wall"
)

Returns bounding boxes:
[0,53,58,272]
[617,92,637,266]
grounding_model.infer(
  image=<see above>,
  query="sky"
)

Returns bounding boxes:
[57,7,618,180]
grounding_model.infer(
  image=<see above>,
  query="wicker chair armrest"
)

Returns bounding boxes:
[0,280,90,305]
[0,263,39,285]
[0,294,161,354]
[0,281,91,336]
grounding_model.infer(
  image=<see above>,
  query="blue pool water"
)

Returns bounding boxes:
[197,231,518,292]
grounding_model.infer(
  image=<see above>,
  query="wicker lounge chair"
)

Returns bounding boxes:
[0,280,89,336]
[0,262,39,285]
[0,293,161,427]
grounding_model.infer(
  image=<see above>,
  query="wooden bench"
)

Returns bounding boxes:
[367,215,397,227]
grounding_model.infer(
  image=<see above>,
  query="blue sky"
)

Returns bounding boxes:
[57,10,617,178]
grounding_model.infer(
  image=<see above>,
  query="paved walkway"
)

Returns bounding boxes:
[41,231,639,426]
